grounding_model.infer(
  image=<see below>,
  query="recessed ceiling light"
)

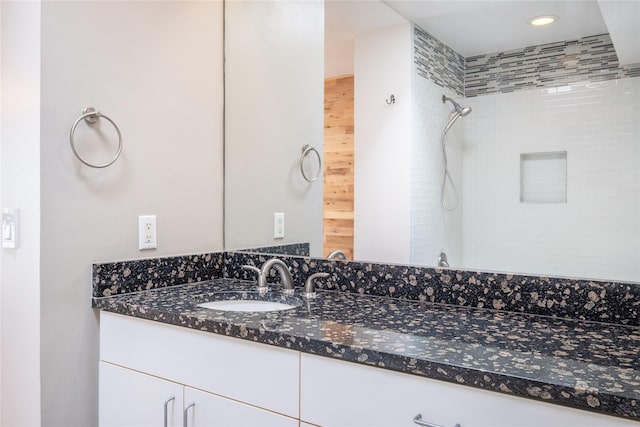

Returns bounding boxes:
[528,15,558,26]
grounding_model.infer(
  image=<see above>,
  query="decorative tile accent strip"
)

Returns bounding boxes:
[414,25,465,96]
[237,242,310,257]
[225,251,640,327]
[92,252,224,297]
[465,33,640,97]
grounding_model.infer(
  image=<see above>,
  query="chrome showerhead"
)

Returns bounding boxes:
[443,112,462,134]
[440,94,472,212]
[442,95,472,116]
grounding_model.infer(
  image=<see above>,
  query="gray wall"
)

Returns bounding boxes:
[224,0,324,256]
[1,1,224,425]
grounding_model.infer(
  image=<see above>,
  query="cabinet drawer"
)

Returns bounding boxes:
[100,311,299,418]
[300,353,636,427]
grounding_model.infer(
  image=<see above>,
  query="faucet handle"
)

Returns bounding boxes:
[303,272,330,299]
[242,265,268,293]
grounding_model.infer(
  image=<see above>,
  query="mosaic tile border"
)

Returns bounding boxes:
[92,252,224,297]
[414,24,465,96]
[413,29,640,98]
[225,252,640,327]
[466,33,640,97]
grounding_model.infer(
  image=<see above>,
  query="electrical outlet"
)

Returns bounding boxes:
[138,215,157,250]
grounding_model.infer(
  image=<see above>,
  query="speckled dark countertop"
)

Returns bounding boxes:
[93,278,640,421]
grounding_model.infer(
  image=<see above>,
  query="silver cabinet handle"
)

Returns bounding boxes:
[164,397,175,427]
[413,413,460,427]
[183,402,195,427]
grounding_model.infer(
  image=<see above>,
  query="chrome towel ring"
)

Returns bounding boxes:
[70,107,122,168]
[300,144,322,182]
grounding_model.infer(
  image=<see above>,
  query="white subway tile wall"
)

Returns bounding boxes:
[462,78,639,281]
[412,25,640,281]
[410,76,464,267]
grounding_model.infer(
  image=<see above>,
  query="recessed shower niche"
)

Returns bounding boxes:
[520,151,567,203]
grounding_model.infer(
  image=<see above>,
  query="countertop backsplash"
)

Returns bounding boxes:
[93,250,640,327]
[92,252,225,297]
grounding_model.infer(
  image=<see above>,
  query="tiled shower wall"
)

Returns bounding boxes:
[462,77,639,282]
[410,75,463,267]
[412,26,640,282]
[411,25,466,267]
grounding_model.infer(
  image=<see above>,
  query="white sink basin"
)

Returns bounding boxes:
[198,300,297,312]
[197,291,302,312]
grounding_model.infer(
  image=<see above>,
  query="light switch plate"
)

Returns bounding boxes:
[2,208,18,249]
[273,212,285,239]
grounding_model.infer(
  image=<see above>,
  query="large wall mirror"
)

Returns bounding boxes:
[224,0,640,284]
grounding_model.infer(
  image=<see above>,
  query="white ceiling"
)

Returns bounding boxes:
[326,0,640,64]
[386,0,608,57]
[597,0,640,65]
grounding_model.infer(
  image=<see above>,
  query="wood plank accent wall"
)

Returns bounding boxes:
[323,75,354,259]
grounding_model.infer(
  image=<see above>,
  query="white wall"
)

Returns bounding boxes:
[0,2,224,426]
[0,2,42,426]
[1,4,3,421]
[225,0,324,255]
[325,31,354,78]
[410,77,464,267]
[353,22,413,264]
[462,77,640,282]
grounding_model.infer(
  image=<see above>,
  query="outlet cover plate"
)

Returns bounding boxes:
[138,215,157,250]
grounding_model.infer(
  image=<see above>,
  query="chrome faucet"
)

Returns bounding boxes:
[260,258,295,295]
[327,250,347,260]
[437,251,450,268]
[241,265,267,292]
[303,272,330,299]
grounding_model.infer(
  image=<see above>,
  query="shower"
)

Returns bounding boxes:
[441,95,472,211]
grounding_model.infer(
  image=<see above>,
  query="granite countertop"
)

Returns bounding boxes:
[92,278,640,421]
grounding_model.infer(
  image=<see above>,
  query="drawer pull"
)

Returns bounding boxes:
[413,413,461,427]
[164,397,175,427]
[184,402,195,427]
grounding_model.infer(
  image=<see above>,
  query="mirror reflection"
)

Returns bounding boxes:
[225,0,640,284]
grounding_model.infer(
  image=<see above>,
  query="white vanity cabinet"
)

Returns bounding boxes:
[100,311,637,427]
[299,353,638,427]
[99,312,299,426]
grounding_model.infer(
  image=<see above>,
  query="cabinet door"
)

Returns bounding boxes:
[183,387,298,427]
[100,362,183,427]
[300,353,637,427]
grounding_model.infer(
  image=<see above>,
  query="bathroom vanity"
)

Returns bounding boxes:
[94,273,640,427]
